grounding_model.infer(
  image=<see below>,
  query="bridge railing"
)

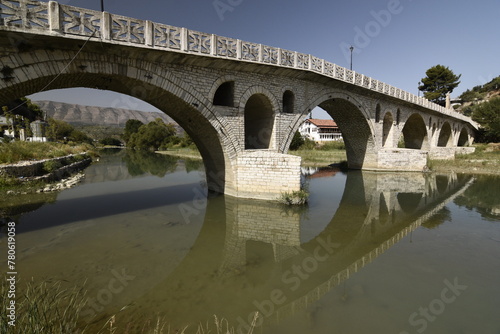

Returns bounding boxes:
[0,0,475,125]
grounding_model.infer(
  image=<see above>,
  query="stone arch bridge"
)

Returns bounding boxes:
[0,0,478,199]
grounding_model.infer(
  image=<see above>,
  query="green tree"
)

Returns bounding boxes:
[472,98,500,142]
[69,129,92,144]
[123,119,144,144]
[47,118,74,141]
[460,89,485,103]
[418,65,461,106]
[289,130,305,150]
[128,119,177,150]
[100,137,122,146]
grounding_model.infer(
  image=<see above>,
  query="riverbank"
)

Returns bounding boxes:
[156,145,500,174]
[156,148,347,167]
[0,154,91,195]
[0,143,96,195]
[156,148,202,160]
[429,143,500,175]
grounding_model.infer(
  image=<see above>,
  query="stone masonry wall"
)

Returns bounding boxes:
[377,149,428,171]
[232,150,301,200]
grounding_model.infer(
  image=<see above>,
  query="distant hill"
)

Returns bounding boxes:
[34,100,176,127]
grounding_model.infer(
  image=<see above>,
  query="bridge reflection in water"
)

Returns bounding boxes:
[112,171,473,331]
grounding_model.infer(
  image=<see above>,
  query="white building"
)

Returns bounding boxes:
[299,119,342,142]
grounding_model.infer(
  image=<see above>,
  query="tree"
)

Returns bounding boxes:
[47,118,74,141]
[289,130,305,150]
[127,118,177,150]
[123,119,144,144]
[472,98,500,142]
[100,137,122,146]
[418,65,461,106]
[69,129,92,144]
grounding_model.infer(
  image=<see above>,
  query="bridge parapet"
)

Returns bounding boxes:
[0,0,477,126]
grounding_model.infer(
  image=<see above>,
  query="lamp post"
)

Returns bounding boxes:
[101,0,104,12]
[418,81,421,97]
[349,46,354,71]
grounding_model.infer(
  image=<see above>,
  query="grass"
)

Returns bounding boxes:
[289,149,347,167]
[157,142,347,167]
[0,279,259,334]
[429,143,500,175]
[0,141,94,164]
[156,148,202,160]
[279,189,309,205]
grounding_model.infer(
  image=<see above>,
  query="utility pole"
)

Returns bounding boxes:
[349,46,354,71]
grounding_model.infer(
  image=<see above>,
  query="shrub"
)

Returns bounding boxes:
[43,159,63,173]
[317,141,345,150]
[279,189,309,205]
[289,131,305,150]
[99,137,122,146]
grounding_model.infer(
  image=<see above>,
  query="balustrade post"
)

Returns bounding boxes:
[258,44,263,62]
[181,28,188,52]
[145,20,153,46]
[101,11,111,40]
[210,34,217,56]
[277,48,281,66]
[48,1,61,32]
[236,39,242,59]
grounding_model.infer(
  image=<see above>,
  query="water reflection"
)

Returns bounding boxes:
[81,171,474,331]
[2,153,498,333]
[122,150,178,177]
[454,174,500,219]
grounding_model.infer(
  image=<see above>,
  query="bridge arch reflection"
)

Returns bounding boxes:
[114,171,473,331]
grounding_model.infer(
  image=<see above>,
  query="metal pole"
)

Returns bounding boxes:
[101,0,104,12]
[349,46,354,71]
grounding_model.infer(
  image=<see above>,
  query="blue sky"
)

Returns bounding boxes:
[30,0,499,119]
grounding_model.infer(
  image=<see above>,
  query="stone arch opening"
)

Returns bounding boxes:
[375,104,381,123]
[244,93,274,149]
[282,90,294,114]
[382,112,394,148]
[213,81,234,107]
[401,113,429,150]
[396,108,401,125]
[457,128,469,146]
[0,51,235,196]
[437,122,453,147]
[313,97,376,169]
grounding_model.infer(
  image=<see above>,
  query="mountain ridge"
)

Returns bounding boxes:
[34,100,175,127]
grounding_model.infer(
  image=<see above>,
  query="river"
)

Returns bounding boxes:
[1,149,499,334]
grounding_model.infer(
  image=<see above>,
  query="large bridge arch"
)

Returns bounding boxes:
[457,127,471,146]
[401,113,430,150]
[292,90,377,169]
[437,122,453,147]
[0,48,238,194]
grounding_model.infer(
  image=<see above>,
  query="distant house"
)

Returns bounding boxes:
[0,115,13,139]
[299,119,342,142]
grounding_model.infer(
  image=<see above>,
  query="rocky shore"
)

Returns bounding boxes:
[1,153,92,195]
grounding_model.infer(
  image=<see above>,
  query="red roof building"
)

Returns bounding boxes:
[298,119,342,142]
